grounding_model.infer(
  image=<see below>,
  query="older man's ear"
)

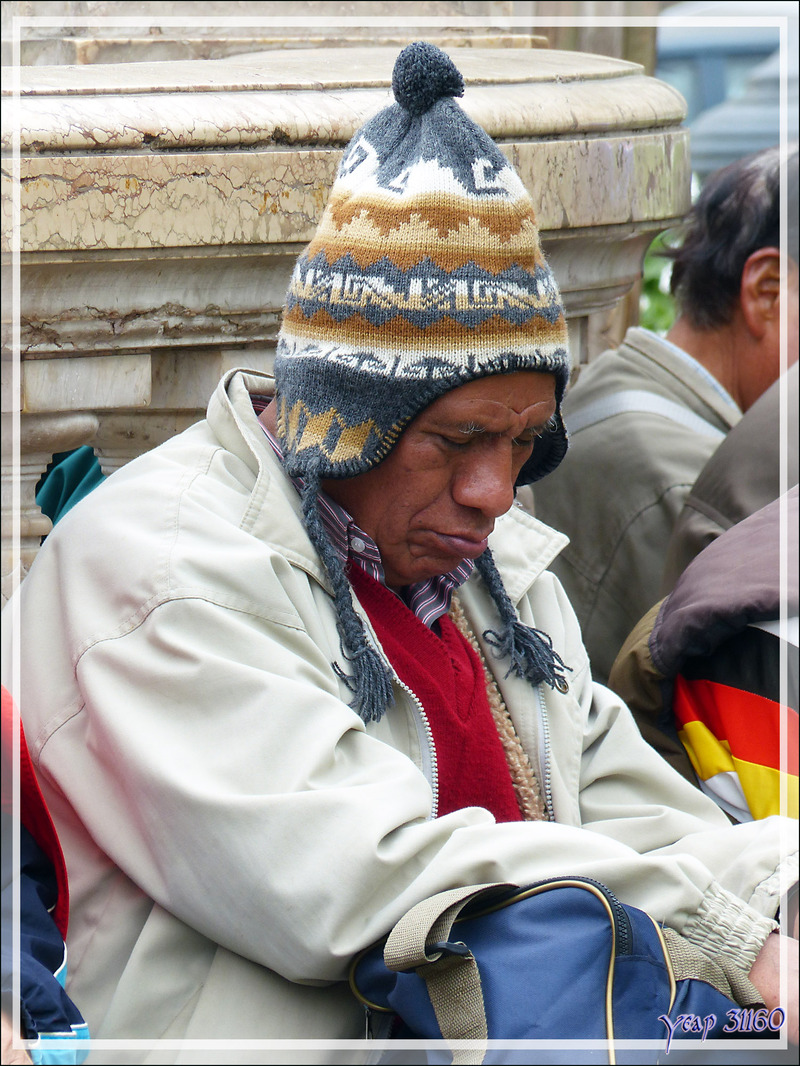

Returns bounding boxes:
[739,247,781,338]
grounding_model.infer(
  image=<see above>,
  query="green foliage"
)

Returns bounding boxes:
[639,232,677,336]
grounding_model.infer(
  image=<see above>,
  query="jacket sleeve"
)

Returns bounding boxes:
[24,571,791,988]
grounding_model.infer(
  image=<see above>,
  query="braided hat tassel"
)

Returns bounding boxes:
[475,551,571,693]
[299,474,395,723]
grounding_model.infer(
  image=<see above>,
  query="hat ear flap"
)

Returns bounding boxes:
[516,412,569,487]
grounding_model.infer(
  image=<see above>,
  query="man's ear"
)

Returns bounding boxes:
[739,247,781,339]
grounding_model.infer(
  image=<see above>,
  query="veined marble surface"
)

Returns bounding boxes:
[3,50,688,255]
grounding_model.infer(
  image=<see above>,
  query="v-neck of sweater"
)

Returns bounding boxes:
[349,564,523,822]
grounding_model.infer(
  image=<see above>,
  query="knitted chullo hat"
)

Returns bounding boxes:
[275,41,571,723]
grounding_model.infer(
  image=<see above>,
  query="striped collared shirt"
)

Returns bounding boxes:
[256,414,472,628]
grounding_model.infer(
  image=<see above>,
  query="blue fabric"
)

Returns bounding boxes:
[2,820,89,1064]
[30,1025,90,1066]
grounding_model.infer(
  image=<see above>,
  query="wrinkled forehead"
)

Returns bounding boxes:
[413,371,557,426]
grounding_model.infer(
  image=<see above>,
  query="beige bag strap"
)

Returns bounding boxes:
[659,926,764,1006]
[383,882,516,1066]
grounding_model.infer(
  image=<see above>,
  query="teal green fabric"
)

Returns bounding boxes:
[36,447,104,526]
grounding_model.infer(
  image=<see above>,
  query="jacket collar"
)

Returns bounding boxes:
[622,328,742,428]
[489,504,569,606]
[206,367,333,591]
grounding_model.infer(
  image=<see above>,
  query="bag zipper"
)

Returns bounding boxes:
[459,875,633,957]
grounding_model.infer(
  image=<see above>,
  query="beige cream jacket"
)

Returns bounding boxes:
[2,369,792,1065]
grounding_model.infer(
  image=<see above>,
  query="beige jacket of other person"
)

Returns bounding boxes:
[1,369,791,1064]
[532,327,742,685]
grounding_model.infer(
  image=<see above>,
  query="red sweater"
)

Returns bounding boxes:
[349,566,523,822]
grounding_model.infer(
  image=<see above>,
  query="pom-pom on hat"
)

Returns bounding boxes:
[275,40,571,488]
[273,42,572,724]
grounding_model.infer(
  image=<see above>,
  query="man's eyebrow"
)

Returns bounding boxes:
[453,414,557,437]
[455,420,488,436]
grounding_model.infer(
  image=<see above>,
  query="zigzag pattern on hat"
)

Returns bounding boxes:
[280,398,387,462]
[312,197,548,271]
[277,336,569,384]
[284,254,563,329]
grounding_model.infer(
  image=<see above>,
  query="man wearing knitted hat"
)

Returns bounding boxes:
[2,43,795,1057]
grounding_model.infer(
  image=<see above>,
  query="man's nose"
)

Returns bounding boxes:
[452,444,517,518]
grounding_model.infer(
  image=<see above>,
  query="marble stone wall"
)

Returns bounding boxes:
[1,42,689,599]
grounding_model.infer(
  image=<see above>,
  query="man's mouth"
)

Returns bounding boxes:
[429,531,490,559]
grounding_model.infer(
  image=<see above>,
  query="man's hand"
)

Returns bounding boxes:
[1,1012,32,1065]
[748,932,798,1045]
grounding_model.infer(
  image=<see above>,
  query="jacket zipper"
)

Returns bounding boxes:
[394,675,440,820]
[357,611,440,819]
[536,685,555,821]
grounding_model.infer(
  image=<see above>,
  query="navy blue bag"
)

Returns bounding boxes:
[349,876,776,1064]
